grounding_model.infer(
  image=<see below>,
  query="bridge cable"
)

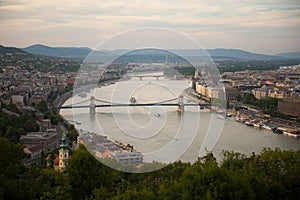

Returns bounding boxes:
[62,99,91,107]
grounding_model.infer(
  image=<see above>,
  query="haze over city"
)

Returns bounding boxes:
[1,0,300,54]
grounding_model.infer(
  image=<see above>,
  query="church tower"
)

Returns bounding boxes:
[194,68,200,80]
[58,134,69,171]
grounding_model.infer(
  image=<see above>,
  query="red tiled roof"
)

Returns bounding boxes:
[262,85,274,89]
[102,150,111,158]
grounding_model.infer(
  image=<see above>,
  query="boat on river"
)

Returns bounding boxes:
[245,120,254,126]
[253,121,263,129]
[130,97,137,103]
[262,124,272,131]
[218,114,225,120]
[283,130,300,138]
[154,113,161,117]
[235,115,246,123]
[78,92,87,98]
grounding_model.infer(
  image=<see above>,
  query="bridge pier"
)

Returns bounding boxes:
[139,77,142,80]
[90,96,95,114]
[177,95,184,113]
[156,76,159,80]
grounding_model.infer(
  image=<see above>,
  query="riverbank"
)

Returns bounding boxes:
[235,109,300,138]
[183,87,300,139]
[182,87,209,104]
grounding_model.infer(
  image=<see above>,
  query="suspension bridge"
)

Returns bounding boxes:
[58,95,210,114]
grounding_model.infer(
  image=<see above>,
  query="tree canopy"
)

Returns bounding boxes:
[1,140,299,200]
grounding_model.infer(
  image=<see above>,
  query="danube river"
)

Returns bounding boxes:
[60,75,300,163]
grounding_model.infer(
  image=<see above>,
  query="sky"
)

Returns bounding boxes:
[0,0,300,54]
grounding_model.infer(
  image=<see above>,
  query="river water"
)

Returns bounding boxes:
[60,75,300,163]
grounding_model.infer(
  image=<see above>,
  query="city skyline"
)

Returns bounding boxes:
[1,0,300,54]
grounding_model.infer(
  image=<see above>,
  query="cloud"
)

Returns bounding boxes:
[0,0,299,54]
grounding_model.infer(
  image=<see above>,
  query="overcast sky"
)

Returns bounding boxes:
[0,0,299,54]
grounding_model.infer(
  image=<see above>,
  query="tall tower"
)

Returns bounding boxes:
[58,134,69,171]
[165,54,168,65]
[90,96,96,114]
[177,95,184,113]
[194,69,200,79]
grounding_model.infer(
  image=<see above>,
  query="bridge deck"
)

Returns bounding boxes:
[60,103,210,109]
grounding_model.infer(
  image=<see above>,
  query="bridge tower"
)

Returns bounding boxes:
[90,96,96,114]
[177,95,184,113]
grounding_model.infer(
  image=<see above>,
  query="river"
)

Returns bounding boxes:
[60,75,300,163]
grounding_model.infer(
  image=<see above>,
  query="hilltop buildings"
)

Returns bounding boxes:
[79,131,143,166]
[21,130,59,165]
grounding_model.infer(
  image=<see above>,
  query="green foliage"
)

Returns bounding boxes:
[35,100,48,113]
[164,67,195,77]
[239,93,279,115]
[1,103,21,114]
[1,139,299,200]
[24,119,39,132]
[66,124,78,144]
[0,110,38,143]
[37,169,72,200]
[0,137,24,199]
[236,94,242,102]
[66,145,116,200]
[238,93,293,118]
[35,100,63,125]
[0,53,81,72]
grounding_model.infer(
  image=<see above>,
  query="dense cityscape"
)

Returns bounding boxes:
[0,45,300,198]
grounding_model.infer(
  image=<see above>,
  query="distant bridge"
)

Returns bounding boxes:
[125,74,164,80]
[58,95,210,114]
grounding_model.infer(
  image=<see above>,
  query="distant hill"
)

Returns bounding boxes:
[0,45,28,54]
[207,48,280,60]
[275,52,300,59]
[22,44,300,61]
[23,44,92,58]
[123,48,281,60]
[108,48,281,60]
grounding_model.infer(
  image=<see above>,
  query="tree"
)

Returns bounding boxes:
[0,137,24,199]
[67,129,78,144]
[24,119,39,132]
[37,169,72,200]
[236,94,242,102]
[66,145,114,200]
[4,127,25,143]
[35,100,48,113]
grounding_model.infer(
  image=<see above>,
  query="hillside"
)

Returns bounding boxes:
[21,44,300,61]
[0,45,28,54]
[276,52,300,59]
[23,44,92,58]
